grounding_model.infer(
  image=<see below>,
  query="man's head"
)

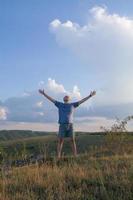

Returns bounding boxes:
[63,95,70,103]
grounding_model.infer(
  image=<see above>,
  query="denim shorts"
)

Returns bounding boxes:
[58,123,74,138]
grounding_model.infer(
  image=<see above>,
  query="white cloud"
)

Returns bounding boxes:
[47,78,66,94]
[39,78,81,100]
[50,19,61,28]
[1,78,82,123]
[36,101,44,108]
[71,85,81,99]
[0,78,132,131]
[50,6,133,106]
[0,107,7,120]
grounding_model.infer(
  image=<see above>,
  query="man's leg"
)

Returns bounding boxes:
[69,137,77,157]
[57,137,64,159]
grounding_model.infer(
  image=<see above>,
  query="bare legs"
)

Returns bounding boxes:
[70,137,77,157]
[57,138,64,159]
[57,137,77,159]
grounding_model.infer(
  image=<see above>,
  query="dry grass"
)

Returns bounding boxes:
[0,151,133,200]
[0,122,133,200]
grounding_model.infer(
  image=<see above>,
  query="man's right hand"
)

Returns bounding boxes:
[39,89,45,95]
[38,89,56,103]
[90,90,96,97]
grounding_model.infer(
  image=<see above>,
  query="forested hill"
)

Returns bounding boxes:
[0,130,132,142]
[0,130,55,141]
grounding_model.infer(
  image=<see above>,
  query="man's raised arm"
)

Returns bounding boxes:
[78,91,96,105]
[38,89,56,103]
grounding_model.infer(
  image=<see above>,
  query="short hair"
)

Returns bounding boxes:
[63,95,70,101]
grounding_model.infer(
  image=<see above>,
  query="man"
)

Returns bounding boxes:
[39,89,96,159]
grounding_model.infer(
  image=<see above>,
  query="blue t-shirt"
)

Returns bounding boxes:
[54,101,79,124]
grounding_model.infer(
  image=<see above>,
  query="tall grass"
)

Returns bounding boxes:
[0,117,133,200]
[0,152,133,200]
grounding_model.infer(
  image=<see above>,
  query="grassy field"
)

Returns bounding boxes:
[0,131,105,159]
[0,131,133,200]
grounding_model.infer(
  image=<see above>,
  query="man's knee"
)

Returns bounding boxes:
[58,137,64,144]
[69,137,75,143]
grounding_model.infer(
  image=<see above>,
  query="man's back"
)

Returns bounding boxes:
[54,101,79,124]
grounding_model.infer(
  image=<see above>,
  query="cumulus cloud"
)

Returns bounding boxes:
[0,77,132,127]
[50,6,133,106]
[0,77,133,130]
[47,78,66,94]
[39,78,81,100]
[0,107,7,120]
[0,79,82,123]
[72,86,80,99]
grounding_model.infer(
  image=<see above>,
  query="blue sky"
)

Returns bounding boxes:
[1,0,133,99]
[0,0,133,131]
